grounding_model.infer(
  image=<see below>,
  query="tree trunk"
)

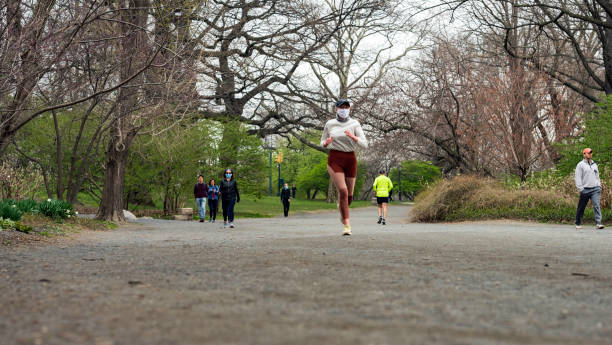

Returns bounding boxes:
[52,110,64,199]
[96,0,147,221]
[603,11,612,94]
[326,179,337,203]
[97,143,130,222]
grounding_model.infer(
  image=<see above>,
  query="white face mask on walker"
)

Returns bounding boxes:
[336,108,350,119]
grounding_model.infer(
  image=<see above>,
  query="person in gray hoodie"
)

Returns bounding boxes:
[575,148,605,230]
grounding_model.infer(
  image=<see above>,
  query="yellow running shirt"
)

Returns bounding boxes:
[372,175,393,197]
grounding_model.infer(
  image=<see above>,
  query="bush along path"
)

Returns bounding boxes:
[411,175,612,224]
[0,198,114,245]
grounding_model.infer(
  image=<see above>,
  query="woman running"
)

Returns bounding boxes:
[321,99,368,235]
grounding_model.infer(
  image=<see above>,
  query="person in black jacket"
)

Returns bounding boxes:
[219,168,240,228]
[280,183,291,217]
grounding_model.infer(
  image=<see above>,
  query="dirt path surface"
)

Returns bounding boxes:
[2,205,612,345]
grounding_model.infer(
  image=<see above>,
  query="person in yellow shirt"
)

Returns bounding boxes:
[372,169,393,225]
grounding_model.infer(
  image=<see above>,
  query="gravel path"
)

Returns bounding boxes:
[1,205,612,345]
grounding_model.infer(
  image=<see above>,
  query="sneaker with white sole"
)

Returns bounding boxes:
[342,225,351,236]
[575,225,582,230]
[597,224,605,230]
[230,222,235,228]
[382,218,386,225]
[223,222,227,228]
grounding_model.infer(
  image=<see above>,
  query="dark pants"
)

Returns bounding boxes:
[282,199,290,217]
[575,186,602,225]
[222,198,236,222]
[208,199,218,220]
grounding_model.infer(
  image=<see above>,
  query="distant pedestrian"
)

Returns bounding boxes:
[207,179,219,223]
[281,183,291,217]
[575,148,605,230]
[194,175,208,222]
[291,184,297,199]
[321,99,368,236]
[219,168,240,228]
[373,169,393,225]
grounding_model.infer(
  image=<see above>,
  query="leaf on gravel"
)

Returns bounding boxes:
[571,272,589,277]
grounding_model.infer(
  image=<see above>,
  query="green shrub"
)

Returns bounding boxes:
[38,199,75,220]
[16,199,39,214]
[0,217,16,230]
[14,222,32,233]
[0,200,23,221]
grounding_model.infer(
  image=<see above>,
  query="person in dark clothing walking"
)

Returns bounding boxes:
[291,184,297,199]
[219,168,240,228]
[207,179,219,223]
[193,175,208,222]
[281,183,291,217]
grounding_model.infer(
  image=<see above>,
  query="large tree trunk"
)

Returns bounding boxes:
[96,0,148,221]
[97,144,130,222]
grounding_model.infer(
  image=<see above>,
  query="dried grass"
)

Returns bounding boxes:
[412,175,610,223]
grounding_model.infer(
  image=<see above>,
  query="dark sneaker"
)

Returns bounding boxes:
[377,217,382,224]
[597,224,605,229]
[382,219,386,225]
[230,222,235,228]
[223,222,227,228]
[199,219,204,223]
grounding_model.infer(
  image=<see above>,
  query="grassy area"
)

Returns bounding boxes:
[227,196,371,218]
[412,175,612,224]
[74,192,374,219]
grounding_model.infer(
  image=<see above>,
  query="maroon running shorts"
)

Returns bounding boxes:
[328,150,357,178]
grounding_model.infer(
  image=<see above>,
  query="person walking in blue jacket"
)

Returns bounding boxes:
[207,179,219,223]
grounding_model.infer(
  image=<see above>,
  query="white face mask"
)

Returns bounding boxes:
[337,108,350,119]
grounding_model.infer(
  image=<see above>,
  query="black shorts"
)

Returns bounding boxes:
[376,197,389,204]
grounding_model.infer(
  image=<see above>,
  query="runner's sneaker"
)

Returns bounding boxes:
[230,222,235,228]
[212,220,215,223]
[223,221,227,228]
[597,224,605,229]
[575,225,582,230]
[382,219,386,225]
[342,225,351,236]
[377,216,382,224]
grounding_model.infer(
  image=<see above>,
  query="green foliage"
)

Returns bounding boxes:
[37,199,76,220]
[556,95,612,176]
[0,217,16,230]
[14,222,32,233]
[11,104,109,200]
[0,200,23,221]
[216,120,267,197]
[297,155,329,199]
[389,160,441,198]
[16,199,39,214]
